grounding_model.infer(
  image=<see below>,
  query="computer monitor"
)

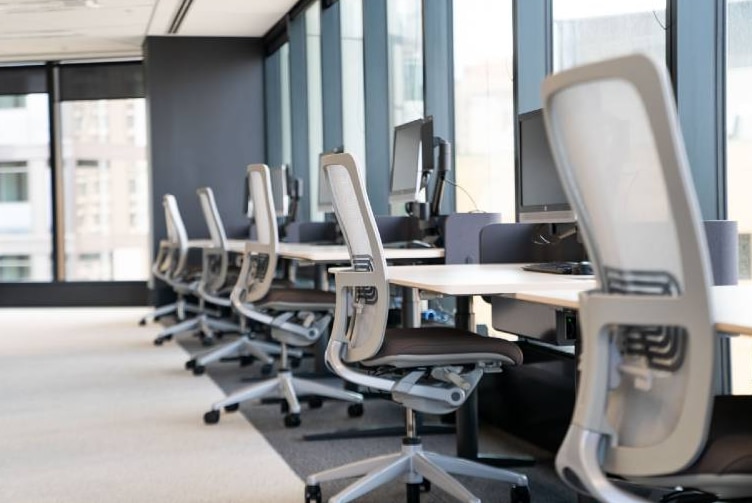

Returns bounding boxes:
[389,118,424,205]
[516,109,575,224]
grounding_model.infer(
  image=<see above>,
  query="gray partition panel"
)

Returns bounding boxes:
[444,213,502,265]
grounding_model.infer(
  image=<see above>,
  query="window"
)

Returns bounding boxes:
[0,92,52,282]
[0,95,26,109]
[341,0,366,168]
[61,99,149,281]
[280,43,292,166]
[553,0,667,72]
[0,162,29,202]
[726,0,752,394]
[306,2,324,219]
[453,0,515,218]
[387,0,424,131]
[0,255,31,281]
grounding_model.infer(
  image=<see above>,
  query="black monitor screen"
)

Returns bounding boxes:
[517,109,573,223]
[389,118,424,204]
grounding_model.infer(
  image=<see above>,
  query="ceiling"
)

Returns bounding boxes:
[0,0,298,63]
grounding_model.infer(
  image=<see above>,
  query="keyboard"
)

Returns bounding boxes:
[522,261,593,275]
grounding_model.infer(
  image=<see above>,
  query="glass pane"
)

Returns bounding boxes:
[453,0,514,219]
[387,0,423,130]
[280,43,292,166]
[553,0,666,72]
[452,0,515,339]
[0,93,52,282]
[306,2,324,220]
[60,98,150,281]
[727,0,752,394]
[341,0,366,170]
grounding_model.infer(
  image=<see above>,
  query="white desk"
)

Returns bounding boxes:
[387,263,594,296]
[388,265,752,337]
[278,242,444,263]
[511,284,752,337]
[277,243,444,292]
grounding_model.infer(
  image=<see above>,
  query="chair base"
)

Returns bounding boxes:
[153,314,241,346]
[305,437,530,503]
[203,369,363,427]
[139,299,202,325]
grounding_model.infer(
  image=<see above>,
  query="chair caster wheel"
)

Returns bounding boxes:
[192,365,205,376]
[203,410,220,425]
[347,403,364,418]
[153,335,171,346]
[261,363,274,376]
[224,403,240,413]
[139,319,147,326]
[304,484,322,503]
[309,396,323,409]
[185,359,196,370]
[281,401,290,414]
[284,413,301,428]
[239,355,255,367]
[200,336,215,347]
[510,485,530,503]
[421,479,431,492]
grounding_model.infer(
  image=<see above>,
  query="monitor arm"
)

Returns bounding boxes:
[430,137,450,218]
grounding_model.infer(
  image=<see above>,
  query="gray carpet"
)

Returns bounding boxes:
[178,331,577,503]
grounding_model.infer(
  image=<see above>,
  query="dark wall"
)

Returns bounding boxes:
[144,36,265,244]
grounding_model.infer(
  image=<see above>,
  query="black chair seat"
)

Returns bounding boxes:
[363,327,524,368]
[257,288,336,310]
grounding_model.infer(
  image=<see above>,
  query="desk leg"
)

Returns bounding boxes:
[314,264,328,291]
[455,295,535,467]
[402,286,421,328]
[313,263,329,375]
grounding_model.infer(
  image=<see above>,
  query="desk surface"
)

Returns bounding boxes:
[386,263,595,296]
[386,264,752,336]
[512,285,752,337]
[278,242,444,263]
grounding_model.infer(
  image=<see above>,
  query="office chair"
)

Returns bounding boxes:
[202,164,363,428]
[304,153,529,503]
[138,194,203,327]
[542,54,752,503]
[153,187,243,345]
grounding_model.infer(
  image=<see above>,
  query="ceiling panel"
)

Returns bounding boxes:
[0,0,295,63]
[178,0,297,36]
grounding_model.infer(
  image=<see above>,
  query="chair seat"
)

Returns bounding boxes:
[362,327,523,368]
[680,395,752,476]
[257,288,336,311]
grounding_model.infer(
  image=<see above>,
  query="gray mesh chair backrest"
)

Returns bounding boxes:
[197,187,229,293]
[163,194,189,278]
[321,153,389,362]
[239,164,278,303]
[542,54,715,478]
